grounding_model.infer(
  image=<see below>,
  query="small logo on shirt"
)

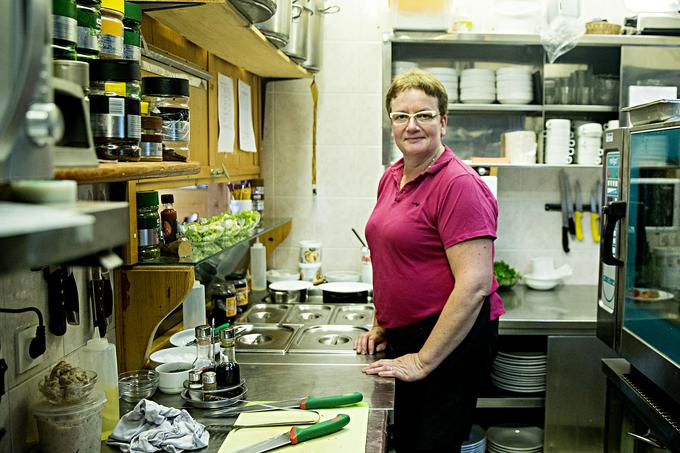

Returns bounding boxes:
[412,201,420,206]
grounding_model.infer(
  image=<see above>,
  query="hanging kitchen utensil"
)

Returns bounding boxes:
[302,0,340,72]
[89,268,108,337]
[558,170,570,253]
[574,180,584,241]
[231,413,350,453]
[565,175,576,239]
[351,228,367,248]
[45,267,68,336]
[64,268,80,325]
[311,77,318,195]
[101,268,114,318]
[205,391,362,417]
[591,187,600,243]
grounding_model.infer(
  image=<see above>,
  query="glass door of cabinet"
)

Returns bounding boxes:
[623,126,680,366]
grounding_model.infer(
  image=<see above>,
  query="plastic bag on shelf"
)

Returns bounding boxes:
[540,15,585,63]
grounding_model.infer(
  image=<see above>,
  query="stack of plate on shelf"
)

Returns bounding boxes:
[486,425,544,453]
[424,66,458,102]
[496,67,533,104]
[460,68,495,104]
[461,424,486,453]
[491,351,546,393]
[393,60,418,75]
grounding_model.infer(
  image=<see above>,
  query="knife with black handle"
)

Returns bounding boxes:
[559,171,570,253]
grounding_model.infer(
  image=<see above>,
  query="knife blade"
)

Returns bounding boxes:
[206,392,363,417]
[591,188,600,243]
[559,170,570,253]
[565,174,576,239]
[574,180,584,241]
[89,268,108,338]
[232,414,350,453]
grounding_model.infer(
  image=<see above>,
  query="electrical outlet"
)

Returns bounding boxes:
[15,325,43,374]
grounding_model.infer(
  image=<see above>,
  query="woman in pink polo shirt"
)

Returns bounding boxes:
[354,69,504,452]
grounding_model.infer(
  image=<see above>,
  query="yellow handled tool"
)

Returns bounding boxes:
[574,180,584,241]
[591,190,600,243]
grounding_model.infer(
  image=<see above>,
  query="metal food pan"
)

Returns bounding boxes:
[622,99,680,126]
[236,304,291,325]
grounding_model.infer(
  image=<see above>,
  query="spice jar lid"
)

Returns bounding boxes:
[89,59,140,82]
[136,191,159,208]
[142,77,190,97]
[161,194,175,204]
[141,115,163,130]
[53,60,90,93]
[102,0,125,13]
[124,1,142,22]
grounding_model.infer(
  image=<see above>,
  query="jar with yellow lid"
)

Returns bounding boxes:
[100,0,124,59]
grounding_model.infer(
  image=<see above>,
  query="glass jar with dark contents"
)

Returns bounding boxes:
[141,77,190,161]
[226,273,249,315]
[136,191,162,261]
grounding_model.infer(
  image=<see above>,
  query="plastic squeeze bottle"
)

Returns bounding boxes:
[81,335,120,439]
[250,238,267,291]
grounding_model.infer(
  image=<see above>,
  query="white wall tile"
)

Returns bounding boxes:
[324,0,390,43]
[274,196,317,247]
[267,78,311,95]
[315,42,383,94]
[312,197,376,248]
[315,145,383,198]
[322,248,364,272]
[8,371,43,452]
[272,145,313,197]
[273,93,314,146]
[317,94,382,146]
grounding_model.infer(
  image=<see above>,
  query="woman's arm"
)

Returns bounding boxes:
[361,237,493,381]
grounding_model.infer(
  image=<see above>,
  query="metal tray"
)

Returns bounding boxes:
[329,305,374,326]
[622,99,680,126]
[237,304,291,325]
[287,325,369,354]
[180,383,247,409]
[235,324,297,353]
[281,304,334,325]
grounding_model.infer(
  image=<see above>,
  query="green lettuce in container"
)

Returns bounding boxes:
[494,260,522,290]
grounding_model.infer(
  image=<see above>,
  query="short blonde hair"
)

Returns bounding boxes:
[385,69,448,117]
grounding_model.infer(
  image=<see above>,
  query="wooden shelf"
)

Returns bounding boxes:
[143,0,311,79]
[54,161,201,184]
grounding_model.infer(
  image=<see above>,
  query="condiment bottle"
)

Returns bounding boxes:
[226,273,249,315]
[192,325,216,374]
[80,335,119,439]
[187,370,203,401]
[136,191,162,261]
[250,238,267,291]
[140,114,163,162]
[208,277,233,327]
[160,194,178,244]
[202,371,217,392]
[53,0,79,60]
[122,1,142,61]
[75,0,101,61]
[216,327,240,388]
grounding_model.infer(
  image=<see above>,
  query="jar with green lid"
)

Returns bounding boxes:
[100,0,124,59]
[141,77,191,161]
[136,191,162,261]
[89,59,141,161]
[53,0,78,60]
[123,2,142,61]
[76,0,101,61]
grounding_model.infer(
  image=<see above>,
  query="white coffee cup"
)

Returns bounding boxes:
[299,262,322,281]
[156,362,192,394]
[605,120,620,130]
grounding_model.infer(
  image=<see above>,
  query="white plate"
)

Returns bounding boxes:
[461,98,496,104]
[150,346,197,364]
[317,282,372,293]
[269,280,313,291]
[498,97,533,105]
[486,425,544,450]
[628,287,675,302]
[170,329,196,347]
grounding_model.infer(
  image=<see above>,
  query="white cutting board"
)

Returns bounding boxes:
[218,403,369,453]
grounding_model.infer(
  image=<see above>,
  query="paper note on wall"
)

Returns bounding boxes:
[238,80,257,152]
[217,73,235,153]
[628,85,678,107]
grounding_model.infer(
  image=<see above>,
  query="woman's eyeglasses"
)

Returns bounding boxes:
[389,110,440,125]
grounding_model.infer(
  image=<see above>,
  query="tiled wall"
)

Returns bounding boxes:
[0,269,116,452]
[263,0,605,284]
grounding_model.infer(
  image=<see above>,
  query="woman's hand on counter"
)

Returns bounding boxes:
[353,326,388,355]
[361,353,430,382]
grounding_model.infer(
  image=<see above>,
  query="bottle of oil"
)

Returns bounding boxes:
[216,327,240,390]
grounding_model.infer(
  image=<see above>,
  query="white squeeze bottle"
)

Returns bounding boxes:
[250,238,267,291]
[81,335,120,439]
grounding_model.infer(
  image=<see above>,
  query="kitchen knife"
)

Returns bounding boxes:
[64,268,80,325]
[101,269,114,318]
[558,171,570,253]
[574,180,584,241]
[591,188,600,243]
[206,392,363,417]
[565,174,576,239]
[45,267,68,336]
[89,268,108,337]
[232,413,350,453]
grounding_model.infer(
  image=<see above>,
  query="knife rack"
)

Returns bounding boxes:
[545,203,596,212]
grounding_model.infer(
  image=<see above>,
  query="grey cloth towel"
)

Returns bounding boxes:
[107,399,209,452]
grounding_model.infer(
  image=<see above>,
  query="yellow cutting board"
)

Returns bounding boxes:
[218,403,369,453]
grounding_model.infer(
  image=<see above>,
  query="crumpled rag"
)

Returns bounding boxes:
[107,399,209,452]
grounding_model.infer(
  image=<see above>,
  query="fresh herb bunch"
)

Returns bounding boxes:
[494,260,522,289]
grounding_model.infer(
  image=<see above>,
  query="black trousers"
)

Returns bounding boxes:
[385,298,499,453]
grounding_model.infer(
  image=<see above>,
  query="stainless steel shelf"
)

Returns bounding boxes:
[544,104,618,113]
[466,163,601,169]
[477,396,545,409]
[448,103,542,112]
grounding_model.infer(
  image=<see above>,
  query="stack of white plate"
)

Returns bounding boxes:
[496,67,533,104]
[393,60,418,75]
[424,66,458,102]
[461,424,486,453]
[460,68,495,104]
[491,351,546,393]
[486,425,543,453]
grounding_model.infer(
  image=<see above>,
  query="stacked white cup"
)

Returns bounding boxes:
[299,240,322,281]
[575,123,603,165]
[424,67,458,102]
[544,119,574,164]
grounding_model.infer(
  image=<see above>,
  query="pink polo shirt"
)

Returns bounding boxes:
[365,147,504,329]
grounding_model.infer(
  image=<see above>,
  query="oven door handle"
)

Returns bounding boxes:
[602,200,626,267]
[626,431,664,449]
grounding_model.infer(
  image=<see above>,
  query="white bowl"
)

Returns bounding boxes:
[524,275,561,290]
[498,96,533,104]
[155,362,193,394]
[497,66,531,75]
[461,98,496,104]
[462,68,495,77]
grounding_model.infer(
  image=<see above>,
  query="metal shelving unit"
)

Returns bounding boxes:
[544,104,618,113]
[448,103,543,112]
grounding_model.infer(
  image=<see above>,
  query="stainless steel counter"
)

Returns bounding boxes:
[498,285,598,335]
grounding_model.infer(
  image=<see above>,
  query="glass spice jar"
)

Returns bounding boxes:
[141,77,191,161]
[123,2,142,61]
[140,115,163,162]
[89,59,141,161]
[76,0,101,61]
[100,0,124,59]
[136,191,162,261]
[53,0,79,60]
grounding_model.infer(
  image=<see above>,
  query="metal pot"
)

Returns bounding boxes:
[302,0,339,72]
[282,0,312,62]
[229,0,277,24]
[266,288,308,303]
[256,0,294,49]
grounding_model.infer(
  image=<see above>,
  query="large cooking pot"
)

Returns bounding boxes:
[282,0,312,62]
[302,0,339,72]
[265,280,312,303]
[229,0,277,24]
[318,282,372,303]
[256,0,295,49]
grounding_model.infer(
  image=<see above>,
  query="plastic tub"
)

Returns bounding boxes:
[33,390,106,453]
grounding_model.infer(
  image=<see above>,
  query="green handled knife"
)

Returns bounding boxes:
[206,392,362,417]
[232,414,350,453]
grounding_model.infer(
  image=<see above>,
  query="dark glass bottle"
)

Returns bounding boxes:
[160,193,178,244]
[216,327,240,389]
